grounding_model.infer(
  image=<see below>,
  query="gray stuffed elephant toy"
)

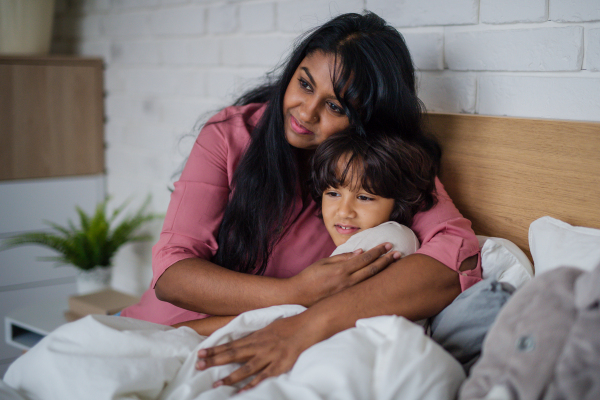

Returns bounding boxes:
[460,263,600,400]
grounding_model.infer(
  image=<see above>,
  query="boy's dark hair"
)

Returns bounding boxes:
[311,129,437,227]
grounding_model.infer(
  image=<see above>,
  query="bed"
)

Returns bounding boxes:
[2,113,600,400]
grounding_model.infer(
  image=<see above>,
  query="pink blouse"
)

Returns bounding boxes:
[121,103,482,325]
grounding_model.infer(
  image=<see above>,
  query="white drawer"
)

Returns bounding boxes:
[0,175,105,235]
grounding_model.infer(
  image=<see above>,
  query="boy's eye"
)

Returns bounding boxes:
[324,191,340,197]
[357,194,374,201]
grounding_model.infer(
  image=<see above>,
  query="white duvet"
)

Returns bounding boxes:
[5,305,464,400]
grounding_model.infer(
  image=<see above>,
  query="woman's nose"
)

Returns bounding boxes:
[298,97,318,123]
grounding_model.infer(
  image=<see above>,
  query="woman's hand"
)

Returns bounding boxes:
[289,242,401,307]
[196,311,322,392]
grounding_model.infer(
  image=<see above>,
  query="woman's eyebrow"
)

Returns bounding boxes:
[300,67,316,87]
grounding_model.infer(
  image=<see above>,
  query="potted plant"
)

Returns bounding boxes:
[0,196,160,294]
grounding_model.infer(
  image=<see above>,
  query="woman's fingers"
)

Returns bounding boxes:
[350,247,401,283]
[197,340,253,369]
[322,247,364,263]
[342,242,393,274]
[238,364,282,393]
[213,357,270,388]
[196,314,314,391]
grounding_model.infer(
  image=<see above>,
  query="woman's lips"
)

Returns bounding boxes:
[334,224,360,235]
[290,115,313,135]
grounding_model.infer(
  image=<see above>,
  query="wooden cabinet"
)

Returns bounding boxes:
[0,56,105,180]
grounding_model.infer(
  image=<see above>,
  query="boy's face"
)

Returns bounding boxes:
[321,185,395,246]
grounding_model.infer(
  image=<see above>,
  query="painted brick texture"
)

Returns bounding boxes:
[367,0,479,27]
[480,0,547,24]
[446,27,584,71]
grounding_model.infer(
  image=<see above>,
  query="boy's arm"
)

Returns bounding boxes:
[172,315,237,336]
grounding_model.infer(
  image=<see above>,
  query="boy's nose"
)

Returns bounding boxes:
[337,200,356,218]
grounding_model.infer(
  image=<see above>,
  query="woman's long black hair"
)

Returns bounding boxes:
[214,11,441,275]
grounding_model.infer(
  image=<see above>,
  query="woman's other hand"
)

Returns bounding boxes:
[196,311,321,392]
[289,242,401,307]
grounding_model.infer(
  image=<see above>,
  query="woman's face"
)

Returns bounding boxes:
[283,51,351,150]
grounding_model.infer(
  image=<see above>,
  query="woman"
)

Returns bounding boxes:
[121,11,481,391]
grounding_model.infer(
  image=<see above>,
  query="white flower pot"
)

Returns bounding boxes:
[76,267,112,295]
[0,0,56,55]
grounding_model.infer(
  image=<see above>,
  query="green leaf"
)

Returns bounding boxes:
[0,195,160,270]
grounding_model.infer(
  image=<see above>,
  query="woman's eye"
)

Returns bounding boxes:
[299,78,312,91]
[327,101,344,115]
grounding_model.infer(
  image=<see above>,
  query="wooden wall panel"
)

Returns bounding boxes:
[0,56,104,180]
[428,113,600,260]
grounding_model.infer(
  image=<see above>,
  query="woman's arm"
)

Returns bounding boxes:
[172,315,237,336]
[155,243,401,316]
[197,253,464,391]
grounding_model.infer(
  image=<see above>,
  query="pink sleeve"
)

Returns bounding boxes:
[412,177,482,291]
[150,108,251,288]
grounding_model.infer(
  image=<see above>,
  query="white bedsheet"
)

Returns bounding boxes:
[5,305,465,400]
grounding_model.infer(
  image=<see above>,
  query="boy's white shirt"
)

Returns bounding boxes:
[330,221,420,257]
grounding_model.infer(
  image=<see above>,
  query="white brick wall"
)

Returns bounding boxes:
[50,0,600,294]
[277,0,364,33]
[149,6,206,36]
[480,0,547,24]
[208,4,237,34]
[401,30,444,71]
[103,11,151,37]
[240,2,276,33]
[417,72,477,113]
[367,0,479,27]
[550,0,600,22]
[587,27,600,71]
[221,35,293,66]
[445,27,584,71]
[478,75,600,120]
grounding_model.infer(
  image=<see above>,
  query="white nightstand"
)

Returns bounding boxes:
[4,298,69,351]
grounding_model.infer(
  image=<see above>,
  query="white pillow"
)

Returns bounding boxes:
[477,235,534,290]
[330,221,420,258]
[529,216,600,275]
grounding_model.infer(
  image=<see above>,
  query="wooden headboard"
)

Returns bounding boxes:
[428,113,600,262]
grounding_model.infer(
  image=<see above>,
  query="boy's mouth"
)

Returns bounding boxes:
[334,224,360,235]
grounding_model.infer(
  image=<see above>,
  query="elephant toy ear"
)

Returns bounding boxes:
[574,263,600,310]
